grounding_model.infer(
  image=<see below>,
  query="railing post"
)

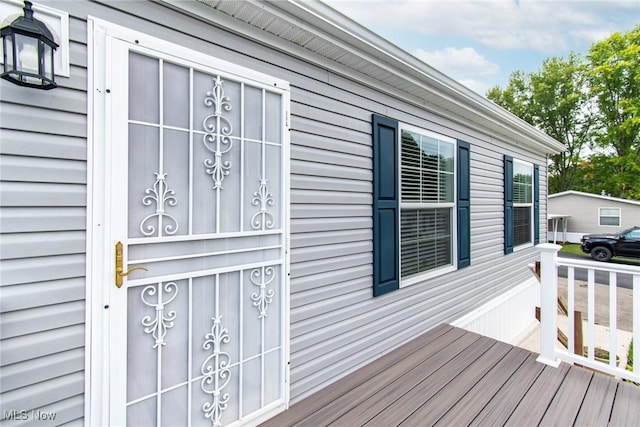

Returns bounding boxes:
[536,243,562,367]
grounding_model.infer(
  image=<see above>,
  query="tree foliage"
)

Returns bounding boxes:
[486,71,532,123]
[487,25,640,199]
[585,25,640,198]
[487,54,592,193]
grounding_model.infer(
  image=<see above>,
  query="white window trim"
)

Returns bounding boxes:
[398,123,458,288]
[513,159,534,251]
[598,207,621,227]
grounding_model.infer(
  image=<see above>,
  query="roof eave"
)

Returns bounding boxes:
[278,0,565,154]
[550,190,640,206]
[168,0,565,155]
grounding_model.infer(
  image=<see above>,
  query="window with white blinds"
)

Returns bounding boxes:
[513,160,533,247]
[400,127,455,279]
[599,207,621,226]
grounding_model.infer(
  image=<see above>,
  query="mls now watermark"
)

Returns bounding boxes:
[3,409,57,421]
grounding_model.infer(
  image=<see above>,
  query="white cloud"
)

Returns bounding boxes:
[412,47,500,78]
[569,29,619,46]
[326,0,640,54]
[326,0,639,91]
[457,79,492,96]
[474,29,569,53]
[411,47,498,95]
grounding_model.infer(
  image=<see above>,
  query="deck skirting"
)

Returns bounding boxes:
[452,276,540,344]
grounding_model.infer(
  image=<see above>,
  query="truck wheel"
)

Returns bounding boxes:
[591,246,612,262]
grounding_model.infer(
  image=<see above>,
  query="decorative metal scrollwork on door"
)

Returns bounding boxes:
[140,282,178,348]
[203,76,233,190]
[251,179,275,230]
[140,172,179,237]
[201,315,231,426]
[250,266,275,318]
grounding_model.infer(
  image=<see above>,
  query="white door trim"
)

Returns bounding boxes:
[86,17,290,426]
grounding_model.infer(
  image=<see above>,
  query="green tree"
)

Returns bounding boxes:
[486,71,532,123]
[586,24,640,198]
[572,155,640,199]
[487,54,592,193]
[531,55,593,193]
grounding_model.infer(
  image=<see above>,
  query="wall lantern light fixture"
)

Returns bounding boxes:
[1,1,58,89]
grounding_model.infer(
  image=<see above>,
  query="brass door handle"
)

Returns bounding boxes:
[115,241,148,288]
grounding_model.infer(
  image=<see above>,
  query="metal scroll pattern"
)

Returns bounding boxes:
[251,179,275,230]
[140,282,178,348]
[203,76,233,190]
[136,76,282,237]
[140,172,179,237]
[250,266,276,319]
[201,315,231,426]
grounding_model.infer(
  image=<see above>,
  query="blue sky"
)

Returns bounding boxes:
[325,0,640,96]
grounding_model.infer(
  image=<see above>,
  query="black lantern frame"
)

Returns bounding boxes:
[1,1,58,89]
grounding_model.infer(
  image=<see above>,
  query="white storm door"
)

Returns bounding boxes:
[106,35,289,427]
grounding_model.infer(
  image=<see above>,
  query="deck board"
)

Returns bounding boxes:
[573,373,618,426]
[539,366,593,426]
[365,337,501,426]
[468,352,546,426]
[609,380,640,426]
[297,326,466,426]
[398,340,515,426]
[503,362,570,426]
[333,332,487,426]
[262,325,640,427]
[260,323,453,427]
[432,346,531,426]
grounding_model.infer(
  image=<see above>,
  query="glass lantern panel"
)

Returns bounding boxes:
[3,35,15,71]
[43,42,54,80]
[15,33,38,74]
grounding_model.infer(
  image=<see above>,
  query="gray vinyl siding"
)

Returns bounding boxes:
[0,7,88,424]
[0,0,551,423]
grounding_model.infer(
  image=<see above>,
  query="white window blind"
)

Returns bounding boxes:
[400,128,455,278]
[513,160,533,247]
[599,208,621,226]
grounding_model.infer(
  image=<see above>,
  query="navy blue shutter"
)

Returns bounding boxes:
[457,140,471,268]
[534,164,540,245]
[504,155,514,254]
[372,114,400,297]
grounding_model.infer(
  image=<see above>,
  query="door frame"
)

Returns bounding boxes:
[85,17,291,425]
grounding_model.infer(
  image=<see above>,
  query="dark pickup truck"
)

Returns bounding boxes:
[581,226,640,261]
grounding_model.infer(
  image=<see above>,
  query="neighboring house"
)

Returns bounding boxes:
[0,0,564,426]
[548,190,640,243]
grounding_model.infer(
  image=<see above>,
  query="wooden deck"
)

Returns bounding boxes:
[262,324,640,426]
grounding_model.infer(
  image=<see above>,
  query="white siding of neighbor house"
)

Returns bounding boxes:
[549,193,640,235]
[0,0,548,424]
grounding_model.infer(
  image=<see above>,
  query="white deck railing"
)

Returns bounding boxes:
[537,244,640,383]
